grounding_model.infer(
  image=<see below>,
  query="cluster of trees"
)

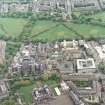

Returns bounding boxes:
[0,40,21,75]
[0,63,8,75]
[72,13,93,24]
[9,73,60,95]
[36,11,64,21]
[0,42,21,75]
[10,79,32,92]
[1,100,16,105]
[0,12,33,18]
[0,8,69,21]
[0,35,13,41]
[98,63,105,74]
[6,42,21,57]
[41,72,60,82]
[72,12,105,27]
[74,80,92,87]
[12,80,32,90]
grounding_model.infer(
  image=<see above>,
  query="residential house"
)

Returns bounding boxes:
[71,0,101,11]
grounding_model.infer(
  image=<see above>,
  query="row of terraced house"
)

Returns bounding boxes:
[0,0,105,16]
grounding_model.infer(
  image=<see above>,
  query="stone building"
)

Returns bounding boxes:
[10,43,49,76]
[61,40,82,60]
[0,80,9,100]
[57,61,74,74]
[0,40,6,64]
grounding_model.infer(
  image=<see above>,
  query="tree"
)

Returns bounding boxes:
[41,72,49,81]
[98,64,105,74]
[98,78,102,84]
[20,70,24,77]
[2,100,16,105]
[50,73,60,81]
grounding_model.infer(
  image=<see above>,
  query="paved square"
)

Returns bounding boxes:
[40,95,74,105]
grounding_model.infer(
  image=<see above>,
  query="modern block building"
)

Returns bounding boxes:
[76,58,96,73]
[71,0,101,11]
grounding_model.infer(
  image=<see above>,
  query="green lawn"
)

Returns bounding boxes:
[31,20,58,36]
[44,80,59,87]
[90,11,105,21]
[65,22,105,39]
[18,84,36,104]
[0,18,27,37]
[34,24,77,42]
[73,80,92,88]
[1,17,105,42]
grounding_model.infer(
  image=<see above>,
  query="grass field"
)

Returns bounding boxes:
[0,18,27,37]
[34,24,78,42]
[31,20,58,36]
[1,17,105,42]
[65,23,105,39]
[90,11,105,21]
[18,84,36,104]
